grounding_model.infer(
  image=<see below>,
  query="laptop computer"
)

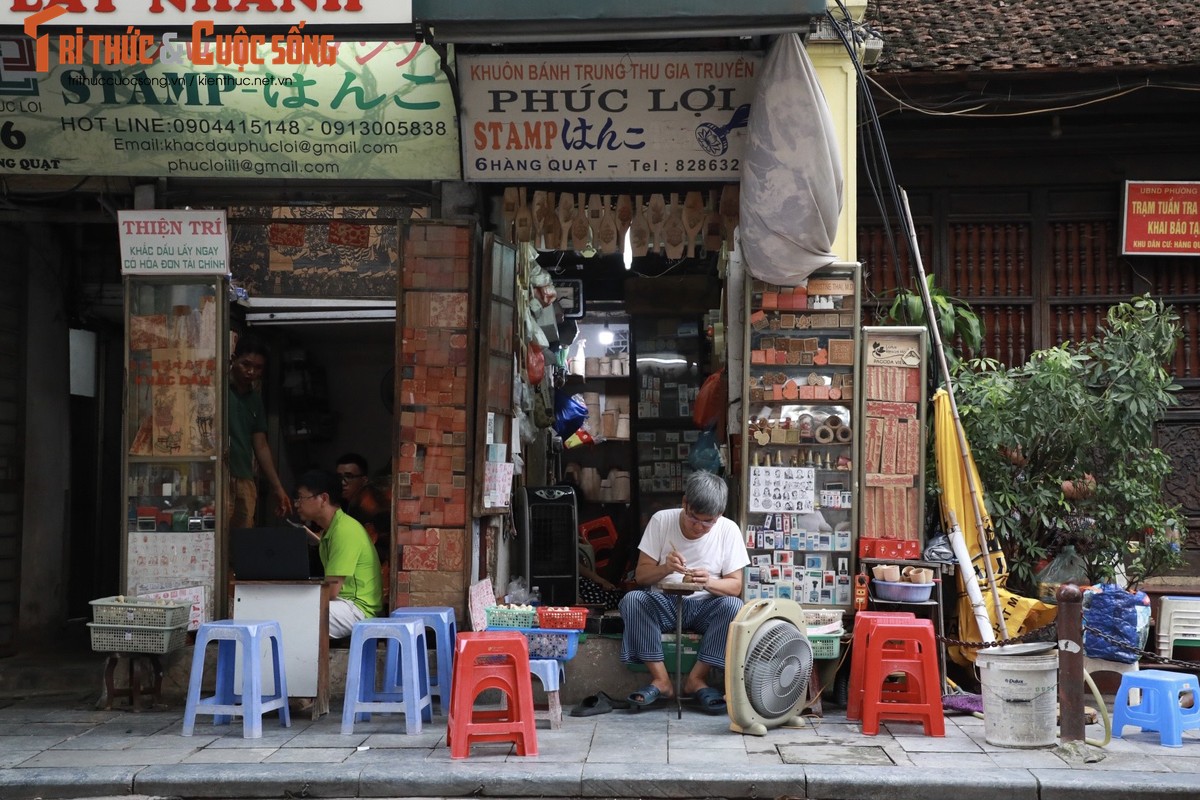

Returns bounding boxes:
[231,526,319,581]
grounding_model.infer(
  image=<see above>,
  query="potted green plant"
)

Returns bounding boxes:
[951,295,1186,592]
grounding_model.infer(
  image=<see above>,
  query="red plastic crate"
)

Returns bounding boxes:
[536,606,588,630]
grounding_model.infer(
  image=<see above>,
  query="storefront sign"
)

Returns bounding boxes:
[459,52,760,181]
[1122,181,1200,256]
[119,209,229,274]
[0,38,459,180]
[1,1,410,27]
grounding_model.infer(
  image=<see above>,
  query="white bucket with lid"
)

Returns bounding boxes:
[976,643,1058,748]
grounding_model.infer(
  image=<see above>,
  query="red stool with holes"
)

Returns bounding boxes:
[847,610,916,721]
[860,618,944,736]
[579,516,619,572]
[446,632,538,759]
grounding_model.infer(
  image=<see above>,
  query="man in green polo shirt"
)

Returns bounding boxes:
[294,469,383,637]
[227,334,291,529]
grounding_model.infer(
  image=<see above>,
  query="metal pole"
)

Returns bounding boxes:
[898,188,1006,627]
[1056,583,1085,743]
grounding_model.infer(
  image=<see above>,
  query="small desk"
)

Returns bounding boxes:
[658,581,703,719]
[233,579,335,718]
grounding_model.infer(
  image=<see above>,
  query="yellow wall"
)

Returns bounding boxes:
[808,0,865,263]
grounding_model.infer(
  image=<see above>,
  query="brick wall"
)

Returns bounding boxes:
[393,222,474,619]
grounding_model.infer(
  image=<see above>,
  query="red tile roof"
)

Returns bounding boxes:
[867,0,1200,73]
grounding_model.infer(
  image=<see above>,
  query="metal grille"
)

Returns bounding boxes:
[744,620,813,718]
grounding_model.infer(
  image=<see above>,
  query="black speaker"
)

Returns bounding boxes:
[513,486,579,606]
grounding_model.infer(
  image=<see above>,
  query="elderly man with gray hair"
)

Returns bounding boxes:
[620,471,749,715]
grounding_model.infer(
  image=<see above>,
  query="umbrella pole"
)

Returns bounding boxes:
[898,189,1006,627]
[947,510,995,644]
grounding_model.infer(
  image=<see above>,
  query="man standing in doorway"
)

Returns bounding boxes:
[227,333,291,530]
[294,469,383,638]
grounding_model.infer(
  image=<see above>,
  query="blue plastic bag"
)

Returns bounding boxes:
[553,391,588,439]
[1082,583,1150,664]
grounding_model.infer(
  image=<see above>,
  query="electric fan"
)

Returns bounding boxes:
[725,598,814,736]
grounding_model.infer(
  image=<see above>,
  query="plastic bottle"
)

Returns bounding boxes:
[531,586,541,605]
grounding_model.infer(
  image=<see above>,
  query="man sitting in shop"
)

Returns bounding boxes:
[335,453,391,560]
[294,469,382,639]
[620,471,749,715]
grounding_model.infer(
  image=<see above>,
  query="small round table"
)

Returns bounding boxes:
[657,581,702,719]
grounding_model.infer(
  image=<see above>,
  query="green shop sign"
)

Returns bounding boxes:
[0,38,460,180]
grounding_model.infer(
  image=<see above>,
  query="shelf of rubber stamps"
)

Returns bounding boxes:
[632,314,712,530]
[740,263,862,610]
[856,326,928,562]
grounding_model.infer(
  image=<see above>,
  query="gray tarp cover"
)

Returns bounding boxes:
[740,33,843,285]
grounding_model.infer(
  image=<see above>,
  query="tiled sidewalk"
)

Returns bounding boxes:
[1,688,1198,799]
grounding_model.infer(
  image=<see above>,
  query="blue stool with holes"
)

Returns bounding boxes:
[182,619,290,739]
[529,658,565,729]
[342,618,432,735]
[387,606,457,714]
[1112,669,1200,747]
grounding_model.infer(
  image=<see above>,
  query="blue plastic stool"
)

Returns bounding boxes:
[1112,669,1200,747]
[529,658,564,729]
[387,606,457,714]
[342,618,433,735]
[182,619,290,739]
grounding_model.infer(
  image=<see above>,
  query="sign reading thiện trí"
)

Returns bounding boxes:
[459,52,760,181]
[119,209,229,274]
[1122,180,1200,256]
[0,38,459,180]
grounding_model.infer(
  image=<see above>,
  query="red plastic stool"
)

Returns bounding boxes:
[860,618,944,736]
[579,516,619,572]
[446,632,538,759]
[847,610,915,721]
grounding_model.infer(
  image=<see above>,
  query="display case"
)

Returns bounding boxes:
[739,263,861,609]
[123,278,226,623]
[857,326,928,559]
[632,314,710,530]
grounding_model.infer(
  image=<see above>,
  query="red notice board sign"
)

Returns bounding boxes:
[1122,181,1200,256]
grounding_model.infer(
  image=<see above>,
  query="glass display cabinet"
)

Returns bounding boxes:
[123,278,226,623]
[739,263,862,609]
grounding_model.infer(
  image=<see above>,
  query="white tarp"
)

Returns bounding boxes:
[740,34,843,285]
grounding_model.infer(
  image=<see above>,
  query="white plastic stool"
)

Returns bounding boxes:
[529,658,564,730]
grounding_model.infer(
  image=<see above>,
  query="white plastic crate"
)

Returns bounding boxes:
[88,622,187,654]
[1157,596,1200,657]
[90,596,190,628]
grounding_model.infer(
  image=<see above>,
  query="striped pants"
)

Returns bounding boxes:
[619,591,743,669]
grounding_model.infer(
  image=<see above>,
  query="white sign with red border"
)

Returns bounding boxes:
[118,209,229,274]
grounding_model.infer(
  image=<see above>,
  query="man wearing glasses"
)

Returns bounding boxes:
[227,334,291,530]
[334,452,390,566]
[620,471,749,715]
[294,469,383,639]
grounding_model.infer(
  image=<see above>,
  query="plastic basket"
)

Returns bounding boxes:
[536,606,588,630]
[872,579,934,603]
[803,608,844,627]
[90,596,190,628]
[511,627,580,661]
[808,632,843,660]
[88,622,187,654]
[485,605,538,629]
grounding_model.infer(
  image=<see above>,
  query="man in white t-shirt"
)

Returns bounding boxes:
[620,471,749,715]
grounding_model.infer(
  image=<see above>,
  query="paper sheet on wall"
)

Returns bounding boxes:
[127,530,216,623]
[484,461,514,508]
[748,466,815,513]
[137,585,207,631]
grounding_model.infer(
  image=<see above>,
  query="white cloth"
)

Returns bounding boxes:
[638,509,750,598]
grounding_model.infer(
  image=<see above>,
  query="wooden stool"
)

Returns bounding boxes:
[102,653,164,711]
[447,632,537,759]
[860,618,944,736]
[847,610,915,721]
[529,658,564,730]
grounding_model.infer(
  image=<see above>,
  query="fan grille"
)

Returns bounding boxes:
[743,619,813,718]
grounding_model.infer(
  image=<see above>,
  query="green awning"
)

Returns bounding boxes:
[413,0,827,43]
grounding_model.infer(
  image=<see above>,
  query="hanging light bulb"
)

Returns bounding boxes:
[598,323,615,346]
[622,227,633,270]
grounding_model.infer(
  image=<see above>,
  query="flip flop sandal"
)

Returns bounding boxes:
[569,693,613,717]
[692,687,727,716]
[627,684,667,711]
[598,690,630,710]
